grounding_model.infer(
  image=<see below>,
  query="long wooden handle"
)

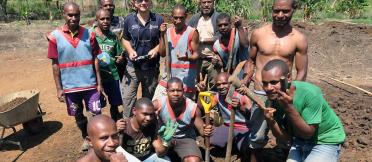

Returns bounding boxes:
[205,113,211,162]
[164,30,171,80]
[226,28,236,74]
[225,105,235,162]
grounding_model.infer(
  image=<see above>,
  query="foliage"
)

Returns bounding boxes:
[156,0,198,13]
[0,0,7,20]
[335,0,369,18]
[297,0,328,20]
[260,0,273,21]
[216,0,251,19]
[7,0,62,22]
[2,0,372,24]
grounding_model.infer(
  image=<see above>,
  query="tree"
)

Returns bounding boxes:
[0,0,7,21]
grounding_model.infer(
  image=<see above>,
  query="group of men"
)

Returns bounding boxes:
[48,0,346,162]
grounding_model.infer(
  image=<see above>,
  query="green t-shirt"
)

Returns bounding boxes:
[273,81,345,144]
[91,26,123,82]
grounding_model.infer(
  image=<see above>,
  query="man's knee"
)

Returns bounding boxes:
[183,156,201,162]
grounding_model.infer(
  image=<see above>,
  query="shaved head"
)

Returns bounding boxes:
[215,72,229,82]
[172,4,187,15]
[273,0,297,9]
[167,77,183,89]
[87,115,116,136]
[100,0,114,6]
[63,2,80,13]
[86,115,119,161]
[262,59,289,76]
[96,9,110,19]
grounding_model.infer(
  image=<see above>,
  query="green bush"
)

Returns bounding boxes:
[335,0,369,18]
[216,0,251,19]
[7,0,62,21]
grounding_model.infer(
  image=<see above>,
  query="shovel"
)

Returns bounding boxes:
[199,91,217,162]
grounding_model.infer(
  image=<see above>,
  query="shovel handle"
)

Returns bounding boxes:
[225,104,235,162]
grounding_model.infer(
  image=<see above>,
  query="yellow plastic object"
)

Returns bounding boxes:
[199,91,217,114]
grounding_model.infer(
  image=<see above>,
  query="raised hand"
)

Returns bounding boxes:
[116,119,127,132]
[196,73,207,92]
[160,23,167,34]
[263,107,277,121]
[233,16,242,28]
[158,120,178,146]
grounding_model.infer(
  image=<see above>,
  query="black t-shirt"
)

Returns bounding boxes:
[122,118,158,160]
[123,12,164,70]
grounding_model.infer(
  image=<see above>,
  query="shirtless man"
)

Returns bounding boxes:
[243,0,308,161]
[246,0,308,90]
[77,115,128,162]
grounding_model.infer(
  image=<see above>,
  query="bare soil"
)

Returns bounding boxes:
[0,97,27,112]
[0,20,371,162]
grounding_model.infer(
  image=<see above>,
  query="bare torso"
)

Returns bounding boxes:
[76,150,102,162]
[251,24,308,91]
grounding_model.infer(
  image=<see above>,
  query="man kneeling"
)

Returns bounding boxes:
[208,72,252,160]
[116,98,171,162]
[261,59,345,162]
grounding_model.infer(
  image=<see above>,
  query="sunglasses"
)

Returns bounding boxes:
[172,16,185,20]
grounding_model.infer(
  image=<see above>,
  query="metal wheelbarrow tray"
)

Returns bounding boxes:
[0,89,45,150]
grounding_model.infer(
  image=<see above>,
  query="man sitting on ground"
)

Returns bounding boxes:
[153,77,214,162]
[206,72,252,161]
[77,115,128,162]
[116,98,171,162]
[261,59,345,162]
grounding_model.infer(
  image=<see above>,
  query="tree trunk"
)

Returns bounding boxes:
[0,0,7,21]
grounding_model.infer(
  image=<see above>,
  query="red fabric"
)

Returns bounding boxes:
[63,86,96,93]
[170,63,197,69]
[217,29,235,54]
[47,34,58,59]
[58,60,93,69]
[227,29,235,52]
[169,27,195,53]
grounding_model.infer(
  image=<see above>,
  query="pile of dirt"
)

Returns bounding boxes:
[0,97,27,112]
[316,80,372,162]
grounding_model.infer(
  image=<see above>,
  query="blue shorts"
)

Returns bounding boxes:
[102,80,122,106]
[287,138,341,162]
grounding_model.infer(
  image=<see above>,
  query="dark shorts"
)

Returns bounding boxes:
[210,124,249,151]
[65,89,101,116]
[172,138,202,160]
[102,80,122,106]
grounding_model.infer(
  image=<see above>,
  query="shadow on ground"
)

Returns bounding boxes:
[0,120,63,151]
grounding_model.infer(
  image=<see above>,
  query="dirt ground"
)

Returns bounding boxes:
[0,20,371,162]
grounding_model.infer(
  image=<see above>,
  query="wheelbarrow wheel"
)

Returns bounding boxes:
[22,112,44,135]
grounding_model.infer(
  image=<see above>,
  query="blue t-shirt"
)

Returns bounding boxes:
[123,12,163,70]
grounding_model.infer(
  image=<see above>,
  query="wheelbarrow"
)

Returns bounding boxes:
[0,89,45,150]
